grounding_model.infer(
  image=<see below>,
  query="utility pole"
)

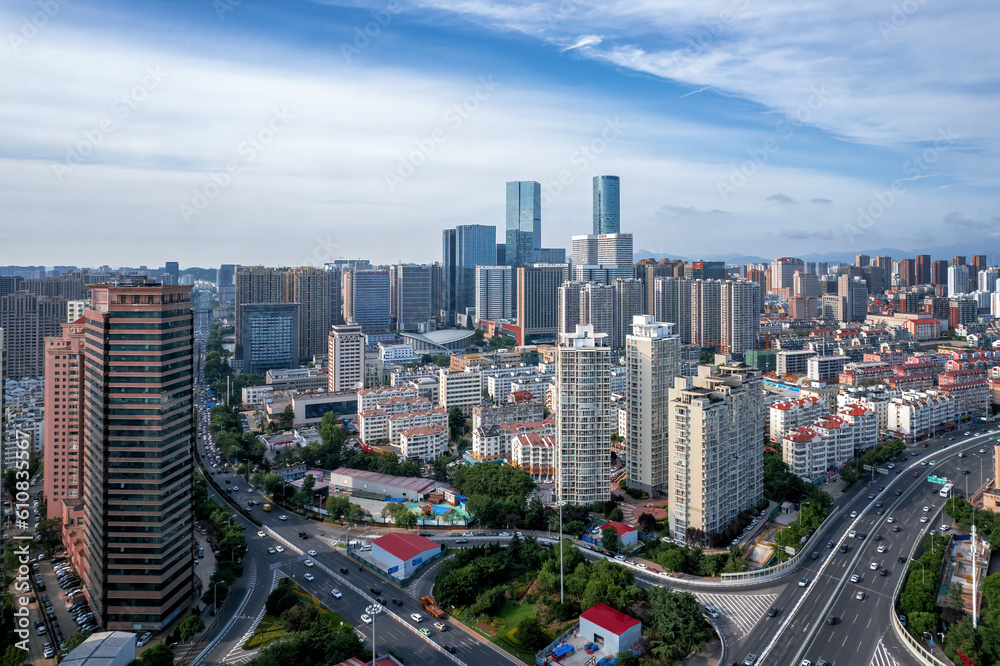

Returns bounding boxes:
[972,524,978,629]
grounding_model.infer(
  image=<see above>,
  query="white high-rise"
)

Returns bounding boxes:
[626,316,680,497]
[571,233,633,283]
[556,324,613,505]
[948,264,970,297]
[474,266,512,322]
[328,324,365,392]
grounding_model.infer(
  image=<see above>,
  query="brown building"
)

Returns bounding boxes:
[43,319,86,516]
[80,283,195,631]
[932,260,949,286]
[898,258,915,288]
[915,254,931,285]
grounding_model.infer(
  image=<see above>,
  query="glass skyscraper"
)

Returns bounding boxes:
[505,181,541,269]
[441,224,496,315]
[593,175,620,235]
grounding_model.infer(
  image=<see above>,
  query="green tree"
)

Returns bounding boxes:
[282,603,318,632]
[448,407,467,439]
[177,615,206,641]
[908,611,936,638]
[515,616,547,651]
[1,646,26,666]
[263,474,284,495]
[62,630,92,654]
[37,517,62,553]
[292,474,316,508]
[325,495,351,521]
[265,579,300,616]
[278,405,294,431]
[136,643,174,666]
[602,526,621,553]
[395,510,418,530]
[608,507,624,522]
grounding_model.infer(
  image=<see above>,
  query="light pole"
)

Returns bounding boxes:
[212,580,226,615]
[911,558,925,585]
[558,501,566,604]
[365,604,382,664]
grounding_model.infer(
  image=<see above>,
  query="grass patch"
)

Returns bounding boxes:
[244,615,285,649]
[450,601,550,665]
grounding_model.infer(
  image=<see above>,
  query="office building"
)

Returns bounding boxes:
[25,275,86,301]
[0,291,67,379]
[442,224,497,315]
[328,324,365,392]
[721,280,760,355]
[43,319,86,516]
[592,175,621,235]
[537,248,567,264]
[556,325,613,505]
[626,316,680,497]
[571,234,633,283]
[506,181,541,274]
[898,258,915,288]
[240,303,299,375]
[971,255,987,276]
[216,263,237,302]
[163,262,179,285]
[793,271,819,298]
[285,267,331,361]
[684,261,727,281]
[855,254,870,267]
[558,281,584,337]
[234,266,286,362]
[516,265,564,344]
[915,255,931,285]
[667,359,763,545]
[612,278,645,350]
[474,265,512,322]
[932,260,948,286]
[80,283,194,631]
[838,275,869,322]
[344,269,391,333]
[948,265,970,297]
[389,264,437,332]
[771,257,804,294]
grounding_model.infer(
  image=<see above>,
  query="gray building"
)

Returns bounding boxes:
[506,180,541,275]
[442,225,496,316]
[390,263,439,331]
[240,302,299,375]
[217,263,237,302]
[344,269,391,333]
[593,175,621,235]
[0,291,67,379]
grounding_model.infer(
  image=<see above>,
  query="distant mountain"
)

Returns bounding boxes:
[633,250,770,264]
[636,242,1000,266]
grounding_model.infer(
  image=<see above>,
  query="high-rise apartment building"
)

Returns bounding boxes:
[516,265,564,344]
[571,234,633,283]
[951,256,968,267]
[0,291,68,379]
[43,319,86,516]
[684,261,727,281]
[855,254,870,267]
[592,175,621,235]
[690,279,722,350]
[915,255,931,285]
[325,264,345,327]
[612,278,645,350]
[770,257,804,294]
[558,281,584,337]
[793,271,819,298]
[721,280,761,355]
[234,266,286,361]
[667,359,763,545]
[442,225,497,315]
[240,303,299,375]
[948,265,970,297]
[626,316,680,497]
[580,283,614,341]
[971,255,988,277]
[328,324,364,392]
[81,283,194,631]
[285,267,331,360]
[344,269,391,333]
[389,264,437,332]
[474,266,512,322]
[979,268,999,293]
[653,277,693,344]
[505,181,541,272]
[931,260,948,286]
[838,275,869,322]
[556,325,613,504]
[634,259,685,316]
[898,258,915,288]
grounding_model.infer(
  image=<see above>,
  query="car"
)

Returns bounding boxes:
[35,623,47,636]
[870,561,879,570]
[929,460,936,465]
[410,613,423,622]
[233,487,240,492]
[980,449,986,454]
[307,550,317,557]
[798,578,809,587]
[304,559,314,567]
[704,606,720,618]
[800,661,812,666]
[942,524,951,531]
[911,451,919,456]
[959,453,966,458]
[267,547,276,554]
[303,573,314,581]
[887,516,895,523]
[858,533,867,540]
[850,511,858,518]
[914,472,920,477]
[923,506,930,512]
[899,614,907,626]
[880,568,889,576]
[826,540,834,549]
[875,501,883,508]
[874,534,883,541]
[614,554,626,561]
[258,530,266,537]
[361,614,372,624]
[921,516,929,523]
[419,628,431,637]
[856,591,866,600]
[817,660,829,666]
[392,598,403,606]
[839,544,849,553]
[743,655,757,665]
[767,606,777,617]
[225,479,230,484]
[878,545,887,553]
[434,621,447,631]
[456,538,468,544]
[963,470,971,475]
[879,486,885,491]
[921,461,928,466]
[899,555,907,563]
[331,589,343,598]
[371,587,382,596]
[136,632,152,647]
[340,567,349,574]
[893,525,901,532]
[887,463,895,469]
[965,432,971,436]
[43,643,55,659]
[810,551,819,560]
[877,509,885,515]
[849,530,857,538]
[868,494,875,500]
[444,644,456,654]
[851,573,860,583]
[275,546,284,553]
[278,515,289,521]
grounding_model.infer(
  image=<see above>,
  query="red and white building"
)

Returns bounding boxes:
[371,533,442,579]
[769,396,824,443]
[388,408,448,446]
[601,521,639,549]
[510,433,555,483]
[578,604,642,655]
[887,390,959,440]
[398,424,449,462]
[357,386,418,413]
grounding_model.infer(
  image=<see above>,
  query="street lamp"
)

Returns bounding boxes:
[212,580,226,615]
[557,500,567,604]
[365,604,382,664]
[911,558,925,585]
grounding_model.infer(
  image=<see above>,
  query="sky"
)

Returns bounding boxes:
[0,0,997,268]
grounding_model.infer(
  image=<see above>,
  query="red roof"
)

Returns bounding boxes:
[580,603,640,635]
[372,533,440,561]
[603,521,638,537]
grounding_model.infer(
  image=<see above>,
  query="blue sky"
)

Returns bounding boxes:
[0,0,997,267]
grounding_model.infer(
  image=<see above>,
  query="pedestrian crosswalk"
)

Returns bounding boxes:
[869,636,904,666]
[694,592,778,638]
[221,569,280,665]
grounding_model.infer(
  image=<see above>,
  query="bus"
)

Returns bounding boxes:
[939,483,953,498]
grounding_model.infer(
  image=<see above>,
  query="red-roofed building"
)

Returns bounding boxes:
[602,521,639,548]
[371,533,442,579]
[579,603,642,654]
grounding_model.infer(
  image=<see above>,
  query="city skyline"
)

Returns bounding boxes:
[1,1,997,266]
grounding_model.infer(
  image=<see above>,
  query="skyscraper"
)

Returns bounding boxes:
[344,269,391,333]
[570,233,633,282]
[580,282,614,341]
[626,316,680,497]
[770,257,804,294]
[855,254,870,267]
[216,263,237,302]
[722,280,761,355]
[442,225,497,315]
[163,261,179,285]
[612,278,645,349]
[653,277,693,344]
[81,283,194,630]
[898,258,915,287]
[558,281,584,336]
[915,254,931,285]
[592,175,621,235]
[234,266,286,362]
[516,265,564,344]
[474,266,512,322]
[505,181,541,271]
[43,319,86,517]
[932,260,949,286]
[948,265,970,297]
[328,324,365,392]
[0,291,67,379]
[690,279,722,350]
[971,255,988,277]
[285,266,331,360]
[556,324,613,505]
[389,264,437,331]
[240,303,299,374]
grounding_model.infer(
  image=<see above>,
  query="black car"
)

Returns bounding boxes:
[898,556,907,563]
[962,470,971,475]
[874,534,883,541]
[826,541,834,549]
[339,567,349,574]
[826,615,836,625]
[392,598,403,606]
[370,587,382,596]
[377,598,386,605]
[443,644,456,654]
[892,526,901,532]
[868,494,875,499]
[877,509,885,515]
[875,501,883,508]
[857,533,867,540]
[839,544,849,553]
[895,490,902,496]
[878,486,884,491]
[767,607,778,617]
[879,568,889,577]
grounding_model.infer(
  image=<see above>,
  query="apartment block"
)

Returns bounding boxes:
[769,395,825,443]
[357,386,418,413]
[328,324,365,392]
[475,265,512,322]
[511,433,556,483]
[1,291,67,379]
[438,368,482,415]
[388,408,448,446]
[43,319,86,515]
[399,424,449,462]
[776,349,817,375]
[806,355,850,382]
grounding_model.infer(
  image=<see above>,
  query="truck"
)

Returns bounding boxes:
[420,596,446,619]
[263,503,272,512]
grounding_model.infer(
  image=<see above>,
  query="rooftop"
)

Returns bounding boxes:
[372,532,441,561]
[602,521,638,537]
[61,632,135,666]
[580,603,641,635]
[330,467,439,494]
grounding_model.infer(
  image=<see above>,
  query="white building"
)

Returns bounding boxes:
[378,343,417,364]
[399,424,449,461]
[887,390,958,439]
[807,355,850,382]
[438,368,482,415]
[721,279,761,355]
[510,432,555,483]
[67,300,87,322]
[769,396,825,443]
[570,233,634,283]
[838,385,896,433]
[626,316,680,497]
[388,408,448,446]
[328,324,365,392]
[371,533,442,579]
[486,368,553,402]
[358,409,389,444]
[510,378,552,405]
[474,265,512,322]
[557,325,614,505]
[358,385,418,413]
[578,604,642,656]
[241,384,274,407]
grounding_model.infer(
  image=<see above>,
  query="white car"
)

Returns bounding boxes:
[877,545,887,553]
[798,578,809,587]
[848,530,858,538]
[410,613,423,623]
[332,589,342,599]
[850,574,860,583]
[870,561,879,570]
[279,515,289,521]
[308,550,317,557]
[304,559,314,567]
[923,506,930,512]
[362,614,372,624]
[800,661,812,666]
[304,573,314,581]
[965,432,971,436]
[257,530,266,537]
[886,517,895,524]
[275,545,285,553]
[920,516,929,523]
